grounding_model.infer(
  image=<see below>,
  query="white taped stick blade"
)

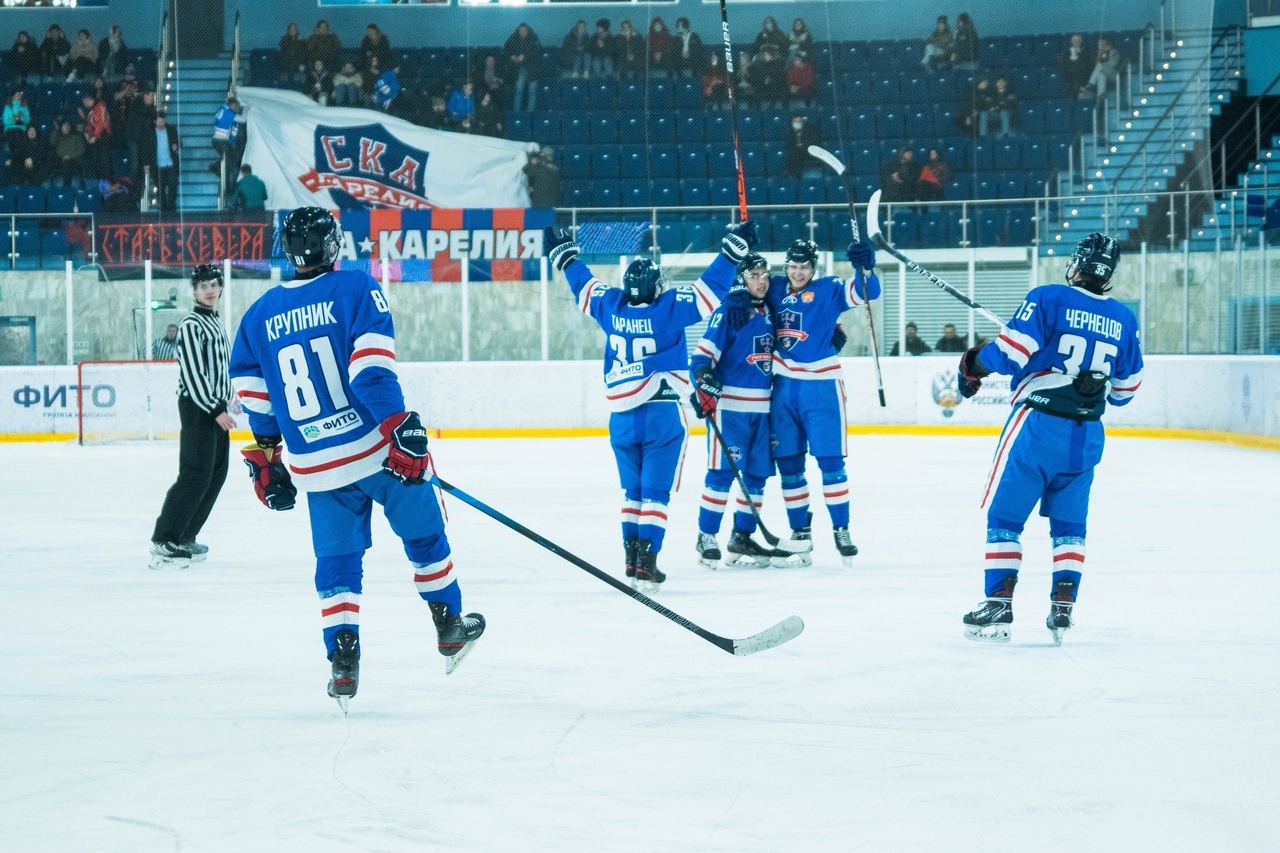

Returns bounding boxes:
[866,190,884,241]
[731,615,804,656]
[806,145,846,176]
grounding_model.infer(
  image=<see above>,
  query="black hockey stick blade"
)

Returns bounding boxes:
[431,476,804,656]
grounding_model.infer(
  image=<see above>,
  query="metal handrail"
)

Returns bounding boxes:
[4,211,99,269]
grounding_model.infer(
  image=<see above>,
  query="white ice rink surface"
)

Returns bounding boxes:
[3,433,1278,852]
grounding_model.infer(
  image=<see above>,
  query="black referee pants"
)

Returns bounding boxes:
[152,395,230,544]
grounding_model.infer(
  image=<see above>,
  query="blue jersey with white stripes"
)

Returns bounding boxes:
[979,282,1144,409]
[763,269,878,380]
[229,268,404,492]
[689,303,774,413]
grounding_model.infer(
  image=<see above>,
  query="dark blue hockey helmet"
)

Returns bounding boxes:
[785,239,819,268]
[191,263,223,288]
[623,258,664,305]
[1066,232,1119,293]
[281,206,343,269]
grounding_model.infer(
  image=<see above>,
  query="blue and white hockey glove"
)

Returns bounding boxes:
[958,346,990,399]
[722,287,754,330]
[847,241,875,270]
[721,220,758,264]
[689,365,723,419]
[830,323,847,353]
[544,227,580,272]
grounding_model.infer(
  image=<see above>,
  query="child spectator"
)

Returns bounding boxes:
[306,59,333,106]
[916,148,951,204]
[702,51,729,107]
[447,80,476,127]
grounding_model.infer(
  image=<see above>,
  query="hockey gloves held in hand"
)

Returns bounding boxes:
[722,286,755,330]
[689,365,723,419]
[380,411,430,485]
[846,241,876,270]
[720,220,759,264]
[831,323,848,353]
[241,438,297,511]
[958,346,991,399]
[544,227,580,273]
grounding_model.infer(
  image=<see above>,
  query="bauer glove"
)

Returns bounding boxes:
[958,346,990,399]
[720,220,758,264]
[544,227,580,272]
[722,287,755,330]
[241,438,297,511]
[380,411,430,485]
[846,241,876,270]
[830,323,847,353]
[689,365,723,419]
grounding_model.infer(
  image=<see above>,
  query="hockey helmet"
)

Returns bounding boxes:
[736,252,771,301]
[623,258,664,305]
[785,239,819,268]
[191,263,223,288]
[1066,232,1119,293]
[280,207,343,269]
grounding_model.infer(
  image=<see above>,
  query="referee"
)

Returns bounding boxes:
[150,264,237,569]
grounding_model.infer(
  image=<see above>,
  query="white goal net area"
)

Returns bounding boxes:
[76,360,181,445]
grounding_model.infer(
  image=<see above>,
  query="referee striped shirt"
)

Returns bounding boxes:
[176,305,233,416]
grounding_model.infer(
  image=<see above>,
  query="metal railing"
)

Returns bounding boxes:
[4,212,99,269]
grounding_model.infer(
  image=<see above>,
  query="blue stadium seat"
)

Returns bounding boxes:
[918,211,950,248]
[560,114,588,144]
[949,175,973,200]
[653,222,681,253]
[11,227,39,269]
[650,114,676,144]
[619,147,646,178]
[0,186,16,213]
[737,112,762,144]
[40,229,66,269]
[1015,69,1041,99]
[560,80,588,110]
[618,115,644,142]
[926,73,955,100]
[592,182,621,207]
[976,212,1005,247]
[707,148,734,180]
[652,179,680,208]
[877,109,904,139]
[589,80,615,110]
[617,80,644,107]
[591,149,619,179]
[1022,139,1048,170]
[772,216,807,248]
[75,189,101,213]
[650,147,678,178]
[534,81,556,111]
[649,79,675,111]
[17,186,44,214]
[998,173,1026,199]
[676,113,705,144]
[799,178,827,204]
[679,146,708,179]
[589,115,617,145]
[888,210,918,246]
[768,177,799,205]
[852,146,879,176]
[940,138,968,168]
[1047,139,1072,170]
[970,141,995,170]
[996,141,1022,169]
[565,183,590,208]
[506,112,531,141]
[901,76,928,103]
[533,115,557,144]
[846,77,871,104]
[681,219,715,252]
[674,79,701,109]
[46,187,75,213]
[710,183,738,207]
[1020,105,1044,136]
[1007,208,1034,245]
[705,112,730,143]
[972,177,996,199]
[873,77,899,103]
[1072,102,1096,134]
[681,181,709,206]
[760,111,788,142]
[621,182,649,208]
[561,147,589,180]
[905,111,933,138]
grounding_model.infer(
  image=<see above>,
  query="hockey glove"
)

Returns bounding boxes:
[958,345,991,399]
[722,286,755,330]
[241,439,297,511]
[720,220,758,264]
[846,241,876,271]
[544,227,580,272]
[380,411,430,485]
[689,365,723,419]
[831,323,848,353]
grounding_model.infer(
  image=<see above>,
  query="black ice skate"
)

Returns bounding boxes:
[1047,577,1078,646]
[632,538,666,593]
[326,629,360,715]
[725,527,775,568]
[833,527,858,567]
[696,532,721,569]
[963,576,1017,643]
[429,601,486,674]
[624,536,640,580]
[776,512,813,567]
[181,541,209,563]
[148,541,192,570]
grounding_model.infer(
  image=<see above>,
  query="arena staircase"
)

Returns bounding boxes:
[1047,28,1242,254]
[171,54,239,212]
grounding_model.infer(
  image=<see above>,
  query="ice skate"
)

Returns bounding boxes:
[773,514,813,567]
[429,601,486,674]
[326,629,360,714]
[181,541,208,563]
[963,576,1017,643]
[632,538,666,593]
[724,527,774,568]
[148,541,192,570]
[696,532,721,569]
[833,527,858,567]
[1047,576,1078,646]
[624,536,640,582]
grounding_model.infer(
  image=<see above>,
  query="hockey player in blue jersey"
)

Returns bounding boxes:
[956,232,1143,644]
[688,252,780,569]
[229,207,484,711]
[724,238,881,567]
[544,222,753,591]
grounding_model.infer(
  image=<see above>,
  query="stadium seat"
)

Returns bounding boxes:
[877,109,904,140]
[652,179,680,208]
[561,147,590,180]
[1020,105,1044,136]
[998,173,1026,199]
[970,141,995,171]
[1007,208,1034,245]
[591,181,621,207]
[650,114,676,144]
[565,183,590,208]
[506,112,531,142]
[705,112,730,143]
[0,186,15,213]
[681,219,715,252]
[75,188,101,213]
[976,212,1004,246]
[679,146,709,179]
[40,229,66,269]
[737,112,762,144]
[901,76,928,103]
[873,77,899,102]
[918,211,950,248]
[996,141,1022,170]
[621,182,649,208]
[676,113,705,144]
[17,186,44,214]
[533,115,557,144]
[653,222,681,253]
[46,187,75,213]
[649,79,675,111]
[764,147,787,176]
[845,77,871,104]
[619,147,646,178]
[760,112,788,142]
[560,80,588,110]
[589,115,618,145]
[710,183,738,207]
[905,111,933,138]
[674,79,701,110]
[10,227,39,269]
[650,147,678,178]
[589,79,615,111]
[799,178,827,205]
[768,177,799,205]
[618,115,644,142]
[681,181,710,206]
[590,149,620,179]
[1072,102,1096,134]
[560,114,588,144]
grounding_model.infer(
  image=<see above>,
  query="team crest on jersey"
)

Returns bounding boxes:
[775,309,809,352]
[300,124,431,210]
[801,291,815,303]
[745,333,774,376]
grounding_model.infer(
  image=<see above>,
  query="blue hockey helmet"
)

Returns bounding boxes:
[785,239,819,268]
[281,207,343,269]
[623,258,664,305]
[1066,232,1119,293]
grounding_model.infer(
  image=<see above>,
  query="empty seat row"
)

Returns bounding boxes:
[0,186,101,214]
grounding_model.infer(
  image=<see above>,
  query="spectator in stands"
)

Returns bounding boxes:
[504,22,541,111]
[787,53,816,107]
[124,88,155,182]
[474,90,503,138]
[748,46,785,109]
[647,18,672,76]
[363,55,383,101]
[982,77,1018,138]
[152,324,179,360]
[51,119,86,185]
[229,164,268,211]
[306,59,333,106]
[562,20,589,79]
[40,25,70,81]
[3,90,31,150]
[6,125,50,185]
[523,148,561,208]
[957,77,992,137]
[99,25,128,83]
[480,55,505,106]
[950,13,980,72]
[752,17,787,61]
[100,175,136,213]
[1084,37,1121,100]
[615,20,644,80]
[916,148,950,205]
[783,114,822,178]
[921,16,952,71]
[1061,33,1092,97]
[788,18,814,63]
[211,95,239,175]
[447,80,475,127]
[90,75,108,108]
[10,32,42,85]
[588,19,615,80]
[360,24,392,76]
[421,96,450,131]
[79,93,111,179]
[702,51,729,107]
[112,66,140,124]
[278,23,308,85]
[150,112,180,213]
[332,62,363,107]
[935,323,968,353]
[881,149,918,204]
[67,29,99,82]
[670,18,704,78]
[375,66,407,116]
[890,322,931,356]
[307,20,341,71]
